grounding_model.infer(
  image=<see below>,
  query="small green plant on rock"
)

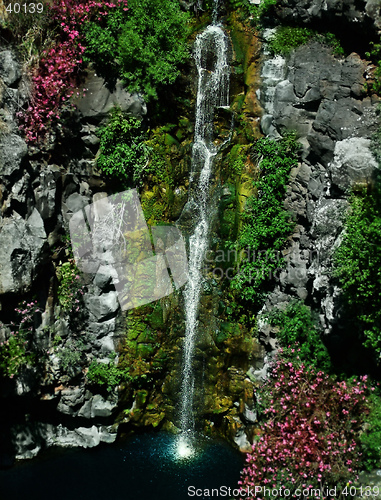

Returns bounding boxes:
[265,300,332,372]
[230,134,300,307]
[268,26,344,57]
[56,259,85,314]
[87,352,132,392]
[56,336,88,372]
[334,183,381,353]
[0,299,41,378]
[366,40,381,94]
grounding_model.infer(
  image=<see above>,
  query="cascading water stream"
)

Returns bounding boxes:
[177,4,230,458]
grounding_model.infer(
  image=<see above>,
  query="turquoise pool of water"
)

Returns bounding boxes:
[0,432,244,500]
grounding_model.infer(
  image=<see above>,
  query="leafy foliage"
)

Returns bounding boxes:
[84,0,190,100]
[334,184,381,353]
[230,134,299,306]
[360,389,381,471]
[56,337,87,372]
[239,354,369,497]
[97,108,149,186]
[0,300,40,378]
[266,300,332,372]
[56,259,85,314]
[268,26,344,57]
[365,40,381,93]
[228,0,277,22]
[87,352,132,392]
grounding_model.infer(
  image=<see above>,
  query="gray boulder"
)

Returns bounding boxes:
[0,133,27,178]
[34,170,60,220]
[329,137,379,191]
[91,394,117,418]
[75,72,147,121]
[0,50,21,87]
[0,209,47,294]
[84,291,119,321]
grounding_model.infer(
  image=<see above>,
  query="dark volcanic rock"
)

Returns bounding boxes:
[0,209,47,294]
[0,133,27,178]
[274,0,381,38]
[75,72,147,121]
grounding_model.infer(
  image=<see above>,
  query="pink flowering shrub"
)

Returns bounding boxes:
[239,353,370,499]
[0,300,41,378]
[17,0,128,142]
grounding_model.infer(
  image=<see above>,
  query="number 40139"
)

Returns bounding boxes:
[6,3,44,13]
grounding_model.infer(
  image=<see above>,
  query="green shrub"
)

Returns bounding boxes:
[268,26,344,57]
[366,40,381,93]
[0,334,33,378]
[56,259,85,314]
[84,0,190,100]
[227,0,277,23]
[230,134,299,306]
[56,337,87,372]
[360,390,381,470]
[97,108,149,186]
[0,299,40,378]
[87,352,132,392]
[265,300,332,372]
[334,184,381,353]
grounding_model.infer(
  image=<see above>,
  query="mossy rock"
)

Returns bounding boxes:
[126,318,146,341]
[164,133,180,148]
[137,343,156,358]
[148,304,164,329]
[135,389,149,406]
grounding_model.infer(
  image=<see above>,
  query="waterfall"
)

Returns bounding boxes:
[177,3,230,457]
[257,28,286,136]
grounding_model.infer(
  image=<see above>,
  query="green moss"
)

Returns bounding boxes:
[126,317,146,341]
[136,389,148,406]
[230,133,300,307]
[334,182,381,353]
[268,26,344,57]
[147,303,165,330]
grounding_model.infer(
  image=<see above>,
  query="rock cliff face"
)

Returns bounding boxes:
[0,50,150,461]
[273,0,381,40]
[256,2,380,368]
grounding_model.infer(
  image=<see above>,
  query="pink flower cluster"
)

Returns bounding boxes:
[18,0,128,142]
[14,299,41,332]
[239,353,369,499]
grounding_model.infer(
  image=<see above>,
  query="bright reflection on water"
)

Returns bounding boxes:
[175,434,196,460]
[0,432,243,500]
